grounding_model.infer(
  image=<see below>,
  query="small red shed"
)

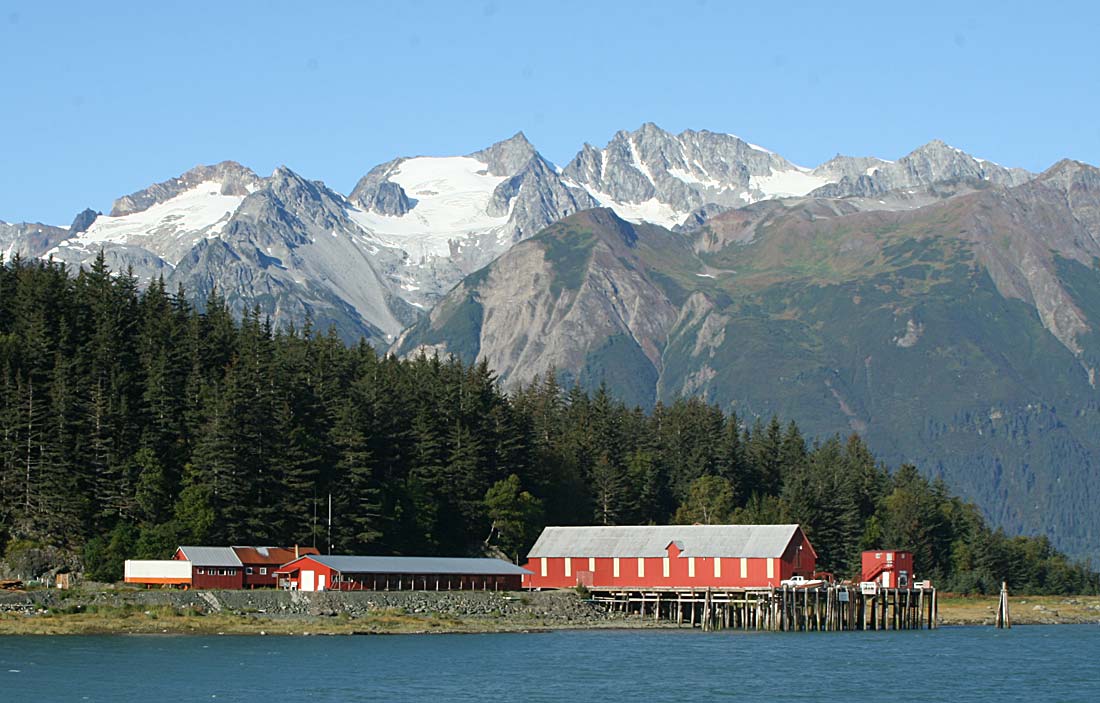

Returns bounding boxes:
[174,546,244,589]
[522,524,817,590]
[861,550,914,588]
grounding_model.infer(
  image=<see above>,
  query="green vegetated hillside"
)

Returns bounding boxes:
[2,253,1097,595]
[396,163,1100,563]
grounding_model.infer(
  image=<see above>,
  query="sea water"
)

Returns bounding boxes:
[2,625,1098,702]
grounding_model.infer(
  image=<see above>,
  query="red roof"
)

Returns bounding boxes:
[231,546,319,566]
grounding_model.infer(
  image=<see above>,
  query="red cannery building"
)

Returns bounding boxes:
[273,555,532,592]
[861,550,914,588]
[233,546,319,588]
[522,524,817,590]
[173,546,244,589]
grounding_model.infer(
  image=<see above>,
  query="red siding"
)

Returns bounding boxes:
[191,568,244,590]
[523,528,817,590]
[241,566,278,588]
[175,548,245,589]
[273,557,523,592]
[861,550,914,588]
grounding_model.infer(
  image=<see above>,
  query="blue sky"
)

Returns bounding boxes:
[2,0,1098,224]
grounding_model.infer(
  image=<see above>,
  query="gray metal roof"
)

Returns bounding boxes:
[177,546,243,567]
[303,555,531,576]
[526,525,804,559]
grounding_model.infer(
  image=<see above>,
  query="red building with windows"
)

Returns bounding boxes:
[127,545,324,589]
[234,546,319,588]
[861,550,914,588]
[274,555,531,592]
[173,546,244,589]
[522,524,816,590]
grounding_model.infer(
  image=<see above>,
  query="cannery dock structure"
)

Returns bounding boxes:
[588,582,938,632]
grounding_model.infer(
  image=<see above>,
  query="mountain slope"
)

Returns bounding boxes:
[7,125,1032,342]
[1,220,72,260]
[396,163,1100,562]
[394,208,695,407]
[44,162,411,341]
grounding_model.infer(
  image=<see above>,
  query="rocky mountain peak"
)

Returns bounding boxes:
[109,161,263,217]
[469,131,539,176]
[69,208,100,234]
[1036,159,1100,190]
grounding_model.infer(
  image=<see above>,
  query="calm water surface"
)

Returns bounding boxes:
[2,625,1098,702]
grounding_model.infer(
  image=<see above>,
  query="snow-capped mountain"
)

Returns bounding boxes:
[347,132,596,305]
[561,123,833,226]
[4,124,1034,341]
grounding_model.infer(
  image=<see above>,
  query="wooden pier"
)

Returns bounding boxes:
[588,584,937,632]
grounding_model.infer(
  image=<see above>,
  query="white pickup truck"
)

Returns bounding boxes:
[781,575,825,587]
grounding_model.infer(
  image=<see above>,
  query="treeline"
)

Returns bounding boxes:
[0,254,1096,594]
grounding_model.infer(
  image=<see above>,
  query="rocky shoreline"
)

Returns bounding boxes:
[1,589,1097,634]
[0,588,655,635]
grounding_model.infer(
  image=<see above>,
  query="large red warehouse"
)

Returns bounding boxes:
[522,524,816,590]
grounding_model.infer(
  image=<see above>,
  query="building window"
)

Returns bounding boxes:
[613,557,620,578]
[662,557,670,578]
[637,557,645,578]
[588,557,596,572]
[714,557,722,578]
[245,567,254,575]
[688,557,695,578]
[197,568,205,575]
[541,557,547,577]
[740,558,747,579]
[564,557,572,577]
[259,567,267,575]
[767,559,775,580]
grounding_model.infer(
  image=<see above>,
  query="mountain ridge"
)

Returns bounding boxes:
[395,162,1100,562]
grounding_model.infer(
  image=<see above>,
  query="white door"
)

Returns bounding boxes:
[882,572,890,588]
[302,570,315,592]
[318,574,326,591]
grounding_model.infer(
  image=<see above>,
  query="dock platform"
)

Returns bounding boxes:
[587,584,937,632]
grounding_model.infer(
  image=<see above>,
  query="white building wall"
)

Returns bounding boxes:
[124,560,192,580]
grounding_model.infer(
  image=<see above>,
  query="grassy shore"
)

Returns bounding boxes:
[1,590,1097,635]
[935,594,1100,626]
[0,604,541,636]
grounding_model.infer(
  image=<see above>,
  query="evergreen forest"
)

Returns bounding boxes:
[0,255,1096,595]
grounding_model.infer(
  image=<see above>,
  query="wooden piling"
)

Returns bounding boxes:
[996,582,1011,629]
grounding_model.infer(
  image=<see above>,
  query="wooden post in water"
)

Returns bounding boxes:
[996,582,1011,629]
[932,585,941,629]
[918,587,925,630]
[702,588,712,632]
